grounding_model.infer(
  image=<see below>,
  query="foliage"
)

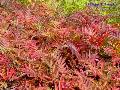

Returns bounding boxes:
[0,0,120,90]
[24,0,90,15]
[16,0,120,24]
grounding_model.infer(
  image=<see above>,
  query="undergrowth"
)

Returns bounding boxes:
[0,0,120,90]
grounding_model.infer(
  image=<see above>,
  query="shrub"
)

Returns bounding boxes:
[0,0,120,90]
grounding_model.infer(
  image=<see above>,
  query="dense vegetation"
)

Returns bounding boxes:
[0,0,120,90]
